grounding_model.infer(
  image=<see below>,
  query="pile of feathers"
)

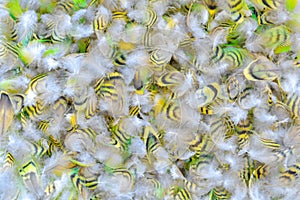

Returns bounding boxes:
[0,0,300,199]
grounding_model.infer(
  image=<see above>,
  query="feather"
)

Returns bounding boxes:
[72,9,95,39]
[98,168,135,196]
[189,21,207,40]
[19,40,46,66]
[174,71,194,97]
[0,11,16,39]
[0,171,20,199]
[41,57,60,71]
[195,82,221,106]
[281,71,300,94]
[40,13,72,43]
[94,142,123,166]
[51,173,71,198]
[64,131,94,152]
[125,155,147,178]
[289,0,300,11]
[72,23,94,39]
[7,134,32,161]
[19,0,40,11]
[43,152,77,176]
[0,0,299,198]
[248,181,269,200]
[170,164,184,180]
[0,91,15,136]
[254,108,278,131]
[229,186,248,200]
[16,10,38,45]
[19,159,43,198]
[5,0,23,19]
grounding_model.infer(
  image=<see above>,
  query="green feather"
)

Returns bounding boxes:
[286,0,298,12]
[6,0,23,20]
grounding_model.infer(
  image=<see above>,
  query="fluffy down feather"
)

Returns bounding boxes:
[0,1,299,199]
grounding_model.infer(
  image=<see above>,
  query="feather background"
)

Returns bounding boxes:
[0,0,300,199]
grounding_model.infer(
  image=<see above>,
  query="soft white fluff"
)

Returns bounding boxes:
[17,10,37,43]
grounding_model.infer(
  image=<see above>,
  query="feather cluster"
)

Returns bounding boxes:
[0,0,300,199]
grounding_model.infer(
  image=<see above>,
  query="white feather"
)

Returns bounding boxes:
[123,24,146,44]
[94,143,123,165]
[198,164,222,180]
[215,137,237,152]
[7,134,31,161]
[170,164,184,180]
[107,20,126,43]
[254,108,278,131]
[230,186,248,200]
[127,8,147,23]
[125,49,149,69]
[134,178,156,199]
[72,9,87,22]
[20,0,40,10]
[119,65,135,85]
[281,71,300,94]
[17,10,38,43]
[153,159,170,174]
[247,147,275,164]
[64,132,93,152]
[129,137,146,157]
[227,105,247,125]
[125,155,147,178]
[249,181,271,200]
[18,191,36,200]
[175,72,193,97]
[71,24,94,39]
[0,171,20,199]
[150,0,168,16]
[189,14,207,39]
[61,53,85,74]
[52,173,71,198]
[237,18,258,39]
